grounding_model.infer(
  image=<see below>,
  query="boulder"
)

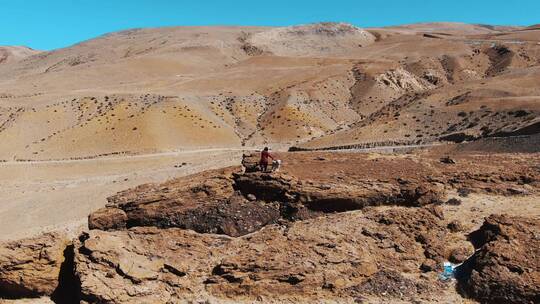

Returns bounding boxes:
[0,232,70,298]
[459,215,540,304]
[241,153,261,173]
[88,207,127,230]
[90,167,280,237]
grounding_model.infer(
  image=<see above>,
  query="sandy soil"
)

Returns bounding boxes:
[442,192,540,229]
[0,150,245,241]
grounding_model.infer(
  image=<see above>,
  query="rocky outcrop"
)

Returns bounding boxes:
[88,207,127,230]
[244,152,539,197]
[248,23,376,57]
[3,151,539,303]
[89,151,539,242]
[91,157,446,238]
[375,68,434,92]
[75,207,451,303]
[234,171,442,214]
[239,153,444,211]
[0,233,70,298]
[89,167,281,237]
[459,215,540,304]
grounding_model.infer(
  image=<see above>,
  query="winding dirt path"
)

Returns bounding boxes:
[2,147,260,165]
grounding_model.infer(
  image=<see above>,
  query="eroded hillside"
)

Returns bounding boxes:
[0,22,539,159]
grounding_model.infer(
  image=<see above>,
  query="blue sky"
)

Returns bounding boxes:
[1,0,538,50]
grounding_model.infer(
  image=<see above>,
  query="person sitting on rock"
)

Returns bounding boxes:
[259,147,274,172]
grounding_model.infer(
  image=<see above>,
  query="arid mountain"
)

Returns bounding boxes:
[0,22,538,160]
[0,46,40,65]
[381,22,522,35]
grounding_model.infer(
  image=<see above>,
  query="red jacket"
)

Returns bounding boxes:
[260,151,273,164]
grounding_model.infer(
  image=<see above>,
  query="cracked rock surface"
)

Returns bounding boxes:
[76,207,451,303]
[0,232,70,298]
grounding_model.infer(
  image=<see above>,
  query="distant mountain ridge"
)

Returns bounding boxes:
[0,46,41,64]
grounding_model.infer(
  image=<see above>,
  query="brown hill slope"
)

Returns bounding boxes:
[0,46,40,65]
[0,22,538,159]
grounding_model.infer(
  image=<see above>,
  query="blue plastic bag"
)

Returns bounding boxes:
[440,262,456,281]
